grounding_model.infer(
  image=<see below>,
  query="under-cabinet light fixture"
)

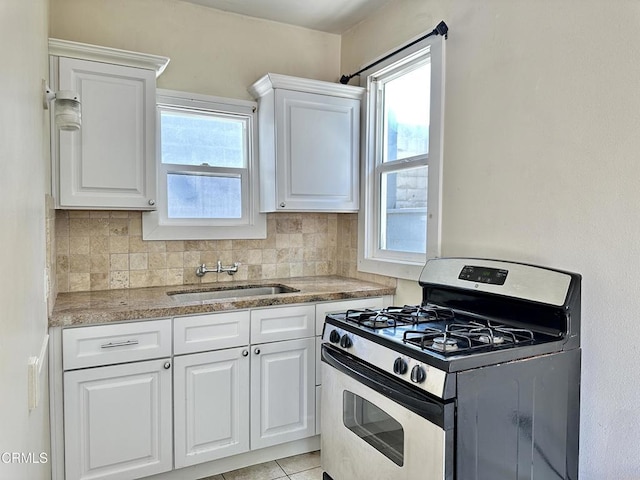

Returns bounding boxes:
[43,81,81,131]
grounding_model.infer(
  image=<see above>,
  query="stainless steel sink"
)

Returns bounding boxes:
[167,284,299,302]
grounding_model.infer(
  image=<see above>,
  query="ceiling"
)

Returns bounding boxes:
[179,0,392,34]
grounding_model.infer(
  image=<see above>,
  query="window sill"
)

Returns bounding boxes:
[357,256,426,282]
[142,211,267,241]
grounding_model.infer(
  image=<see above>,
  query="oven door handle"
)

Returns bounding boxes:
[321,345,451,428]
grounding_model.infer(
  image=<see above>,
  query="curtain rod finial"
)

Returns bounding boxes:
[339,75,351,84]
[435,21,448,38]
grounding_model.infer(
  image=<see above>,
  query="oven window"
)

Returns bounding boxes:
[343,391,404,466]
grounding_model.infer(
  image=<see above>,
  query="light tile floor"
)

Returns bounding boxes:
[199,451,321,480]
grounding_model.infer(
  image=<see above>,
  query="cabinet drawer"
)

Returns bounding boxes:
[315,297,384,335]
[62,319,171,370]
[174,311,250,355]
[251,305,315,344]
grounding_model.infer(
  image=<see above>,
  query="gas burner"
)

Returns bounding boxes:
[361,316,393,329]
[478,333,505,344]
[432,336,459,352]
[449,323,499,345]
[489,324,535,343]
[344,309,388,329]
[466,325,507,345]
[417,305,456,322]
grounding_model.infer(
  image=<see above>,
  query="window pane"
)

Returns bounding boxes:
[383,62,431,162]
[167,173,241,219]
[343,391,404,466]
[380,166,427,254]
[161,109,246,167]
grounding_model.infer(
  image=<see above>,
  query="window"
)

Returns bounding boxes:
[142,90,266,240]
[358,34,445,280]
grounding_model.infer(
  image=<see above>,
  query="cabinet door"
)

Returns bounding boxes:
[63,359,172,480]
[250,337,316,449]
[174,348,250,468]
[275,89,359,211]
[56,57,156,209]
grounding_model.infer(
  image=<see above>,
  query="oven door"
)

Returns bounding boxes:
[321,345,453,480]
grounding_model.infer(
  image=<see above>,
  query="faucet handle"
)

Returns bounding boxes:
[195,263,207,277]
[223,261,241,275]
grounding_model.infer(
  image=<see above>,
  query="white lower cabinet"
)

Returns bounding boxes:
[250,337,316,450]
[55,298,385,479]
[63,358,173,480]
[174,307,316,468]
[174,347,250,468]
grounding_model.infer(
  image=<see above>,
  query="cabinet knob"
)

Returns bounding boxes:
[163,361,171,369]
[279,202,286,208]
[242,350,249,357]
[148,199,155,206]
[254,348,261,355]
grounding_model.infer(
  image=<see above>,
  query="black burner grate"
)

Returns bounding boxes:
[402,320,536,355]
[344,305,455,329]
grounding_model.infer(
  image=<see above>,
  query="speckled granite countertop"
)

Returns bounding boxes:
[49,276,396,327]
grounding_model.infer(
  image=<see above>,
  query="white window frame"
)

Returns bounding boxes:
[358,34,446,280]
[142,89,266,240]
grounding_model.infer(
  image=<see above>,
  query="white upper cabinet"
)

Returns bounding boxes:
[249,73,364,212]
[49,39,169,210]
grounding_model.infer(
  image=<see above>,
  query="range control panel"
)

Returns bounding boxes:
[458,265,508,285]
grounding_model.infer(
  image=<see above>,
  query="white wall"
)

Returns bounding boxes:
[50,0,341,99]
[0,1,51,480]
[343,1,640,478]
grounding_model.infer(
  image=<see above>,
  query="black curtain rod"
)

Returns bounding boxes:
[339,20,449,85]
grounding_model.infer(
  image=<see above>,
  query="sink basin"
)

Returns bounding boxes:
[167,284,299,302]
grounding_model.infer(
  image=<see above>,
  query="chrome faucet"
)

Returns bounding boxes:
[195,260,240,277]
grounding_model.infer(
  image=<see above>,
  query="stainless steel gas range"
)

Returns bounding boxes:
[320,257,581,480]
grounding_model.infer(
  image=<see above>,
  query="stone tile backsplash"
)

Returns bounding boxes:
[55,210,368,293]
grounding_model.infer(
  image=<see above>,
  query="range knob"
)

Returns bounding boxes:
[329,329,341,344]
[410,365,426,384]
[393,357,408,375]
[339,334,353,349]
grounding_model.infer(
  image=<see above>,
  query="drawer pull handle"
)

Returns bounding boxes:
[100,340,139,349]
